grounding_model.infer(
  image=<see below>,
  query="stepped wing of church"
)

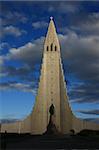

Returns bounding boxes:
[1,18,99,134]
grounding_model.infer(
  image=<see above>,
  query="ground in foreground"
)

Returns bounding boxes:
[1,131,99,149]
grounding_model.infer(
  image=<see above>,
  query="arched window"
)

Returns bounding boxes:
[55,46,57,51]
[47,46,49,51]
[51,43,53,51]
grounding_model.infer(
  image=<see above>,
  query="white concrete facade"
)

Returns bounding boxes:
[1,18,99,134]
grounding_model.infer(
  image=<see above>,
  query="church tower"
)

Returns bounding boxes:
[30,17,73,134]
[1,17,99,134]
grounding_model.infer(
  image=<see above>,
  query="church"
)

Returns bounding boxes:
[1,18,99,134]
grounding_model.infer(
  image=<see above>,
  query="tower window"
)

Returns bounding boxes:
[55,46,57,51]
[51,43,53,51]
[47,46,49,51]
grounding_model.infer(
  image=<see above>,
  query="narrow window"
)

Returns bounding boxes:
[51,43,53,51]
[47,46,49,51]
[55,46,57,51]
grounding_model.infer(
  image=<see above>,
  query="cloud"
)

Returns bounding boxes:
[0,29,99,104]
[0,113,25,123]
[0,42,9,51]
[8,37,44,65]
[0,11,28,26]
[0,65,30,77]
[77,109,99,115]
[58,32,99,103]
[1,25,27,38]
[48,2,80,13]
[69,83,99,103]
[0,37,44,93]
[58,2,80,13]
[83,118,99,124]
[0,118,19,124]
[0,55,6,66]
[0,82,37,95]
[71,12,99,35]
[32,21,48,29]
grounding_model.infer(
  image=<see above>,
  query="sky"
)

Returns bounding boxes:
[0,1,99,123]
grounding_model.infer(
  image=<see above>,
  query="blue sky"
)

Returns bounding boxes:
[0,1,99,123]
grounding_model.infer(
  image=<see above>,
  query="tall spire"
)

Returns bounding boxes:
[48,17,56,33]
[44,17,60,52]
[1,17,99,135]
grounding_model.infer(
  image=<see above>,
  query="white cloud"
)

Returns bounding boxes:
[1,11,28,26]
[0,55,5,65]
[77,109,99,115]
[71,12,99,35]
[59,2,79,13]
[1,30,99,104]
[1,25,27,38]
[32,21,48,29]
[0,42,9,50]
[58,32,99,59]
[11,12,28,23]
[8,37,44,65]
[48,2,79,13]
[0,82,37,95]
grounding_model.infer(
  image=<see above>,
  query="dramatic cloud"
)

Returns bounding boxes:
[69,83,99,103]
[71,12,99,35]
[77,109,99,115]
[8,37,44,65]
[32,21,48,29]
[0,37,44,94]
[1,30,99,104]
[0,55,6,66]
[0,65,30,77]
[0,11,28,26]
[59,32,99,103]
[0,26,27,38]
[0,82,37,95]
[48,2,80,13]
[0,42,9,51]
[0,1,99,120]
[0,118,19,124]
[83,118,99,124]
[0,5,99,106]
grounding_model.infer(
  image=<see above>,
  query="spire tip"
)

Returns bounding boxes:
[50,16,53,20]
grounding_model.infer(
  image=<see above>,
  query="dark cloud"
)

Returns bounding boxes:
[0,1,99,122]
[82,118,99,124]
[0,10,28,26]
[77,109,99,115]
[68,86,99,104]
[70,12,99,36]
[58,32,99,104]
[0,81,37,95]
[0,65,30,77]
[0,2,99,106]
[0,31,99,104]
[32,21,48,29]
[0,119,19,124]
[48,1,80,14]
[0,42,9,51]
[0,64,40,84]
[0,37,44,95]
[0,7,28,38]
[7,37,44,65]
